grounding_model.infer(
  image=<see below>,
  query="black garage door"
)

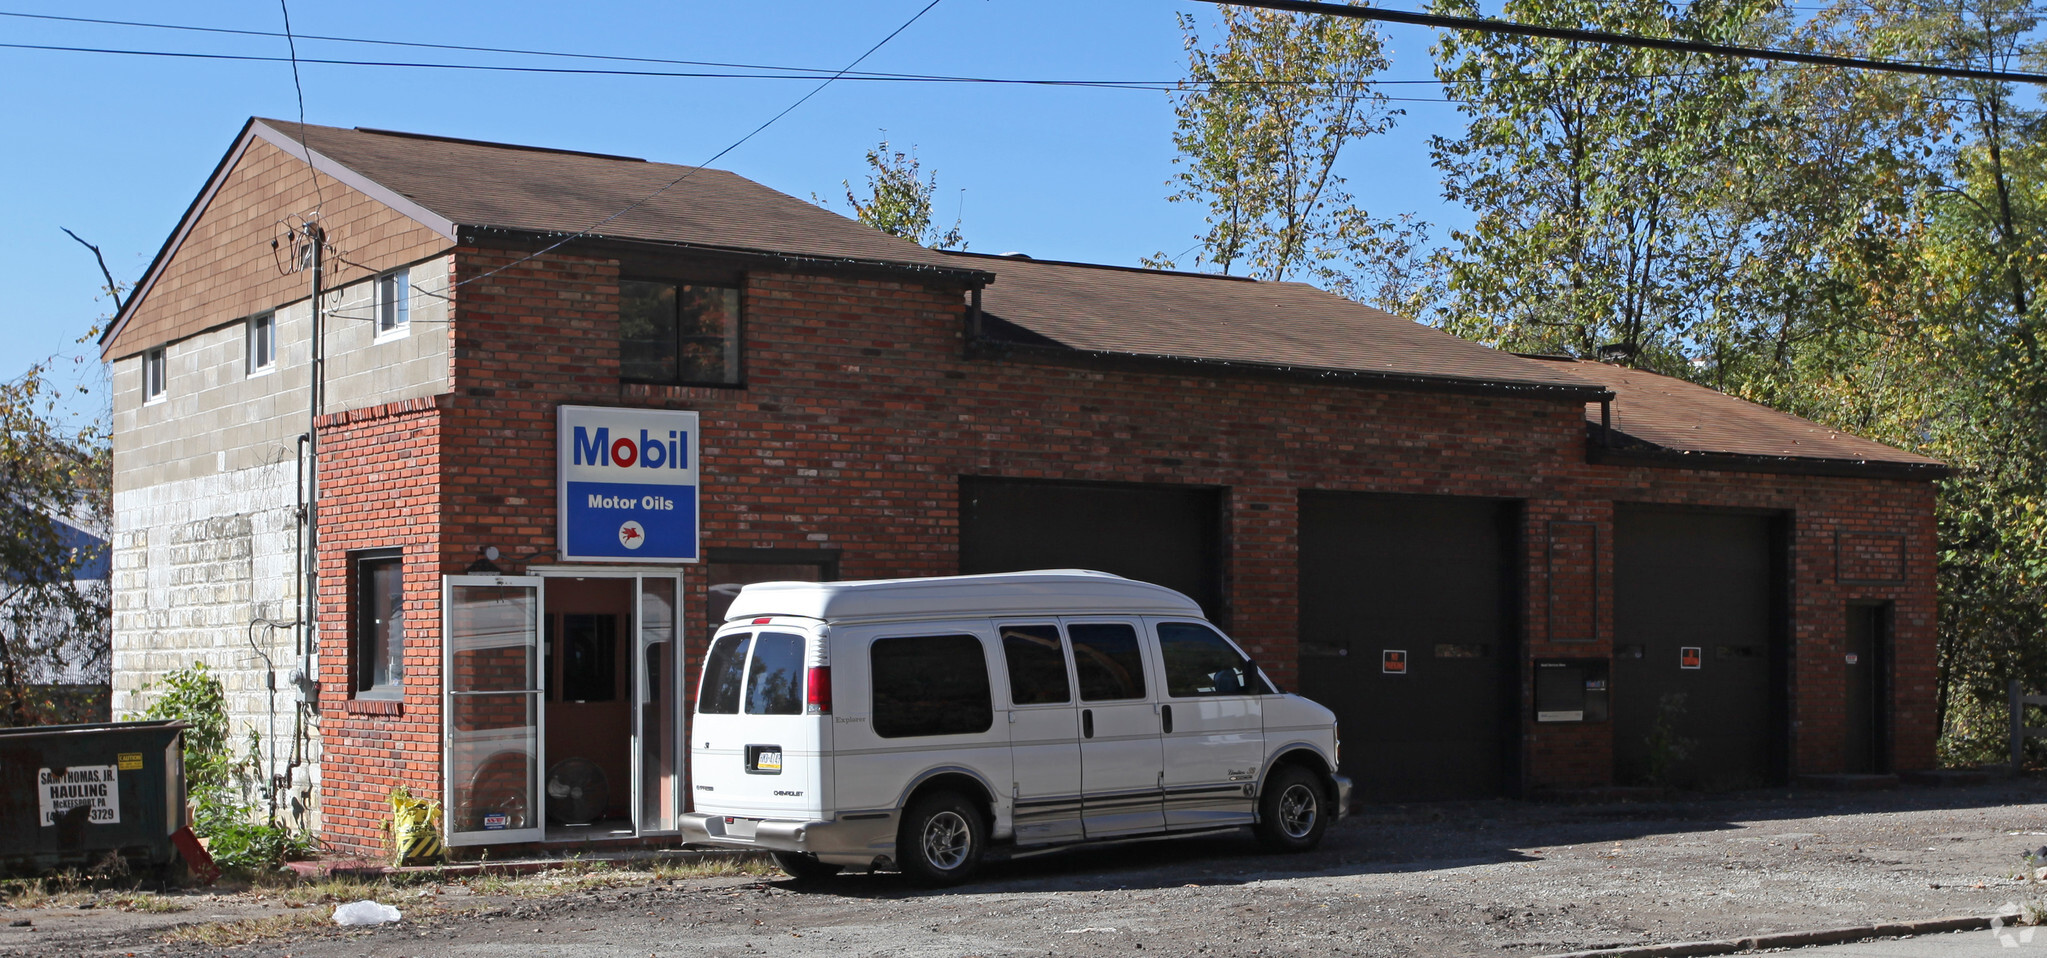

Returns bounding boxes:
[958,477,1224,619]
[1612,507,1786,789]
[1298,492,1520,803]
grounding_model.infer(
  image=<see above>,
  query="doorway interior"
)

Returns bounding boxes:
[440,570,682,848]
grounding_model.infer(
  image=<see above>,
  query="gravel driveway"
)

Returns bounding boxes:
[12,779,2047,957]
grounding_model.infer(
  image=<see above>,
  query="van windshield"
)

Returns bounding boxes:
[698,632,751,714]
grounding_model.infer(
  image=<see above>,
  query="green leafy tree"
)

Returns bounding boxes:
[0,358,110,726]
[1162,1,1412,297]
[1428,0,1777,370]
[822,136,966,250]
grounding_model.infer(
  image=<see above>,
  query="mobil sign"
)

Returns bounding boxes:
[558,405,700,563]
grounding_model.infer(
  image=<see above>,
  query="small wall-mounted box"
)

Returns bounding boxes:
[1534,658,1609,723]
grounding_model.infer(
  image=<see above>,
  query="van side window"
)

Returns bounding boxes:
[1069,623,1146,701]
[698,633,751,715]
[1000,625,1070,706]
[871,634,993,738]
[745,632,805,715]
[1157,621,1259,697]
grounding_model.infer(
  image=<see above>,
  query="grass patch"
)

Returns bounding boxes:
[160,910,329,947]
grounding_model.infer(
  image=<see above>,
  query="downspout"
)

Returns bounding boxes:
[1599,399,1612,448]
[302,224,324,688]
[966,286,983,345]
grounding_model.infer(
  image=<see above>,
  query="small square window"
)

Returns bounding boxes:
[620,279,741,385]
[355,551,404,697]
[246,312,276,374]
[143,347,166,403]
[375,269,410,339]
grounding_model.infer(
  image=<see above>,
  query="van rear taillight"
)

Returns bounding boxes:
[805,666,832,715]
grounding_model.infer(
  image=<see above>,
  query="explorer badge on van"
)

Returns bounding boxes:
[676,570,1351,885]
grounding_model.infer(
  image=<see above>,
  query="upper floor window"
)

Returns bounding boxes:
[143,347,167,403]
[375,269,410,339]
[619,279,741,386]
[246,312,276,375]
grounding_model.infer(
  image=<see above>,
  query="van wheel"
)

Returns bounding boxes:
[1255,765,1328,852]
[771,851,843,882]
[897,791,985,886]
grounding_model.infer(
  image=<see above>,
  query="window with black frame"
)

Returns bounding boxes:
[620,279,742,386]
[353,551,404,697]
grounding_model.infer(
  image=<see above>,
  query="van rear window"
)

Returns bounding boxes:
[745,632,805,715]
[698,633,751,714]
[871,634,993,738]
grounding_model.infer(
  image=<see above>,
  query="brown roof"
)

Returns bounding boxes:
[1543,357,1946,474]
[957,252,1601,396]
[253,119,979,274]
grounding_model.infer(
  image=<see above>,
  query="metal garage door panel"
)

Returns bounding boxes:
[1298,493,1519,802]
[1613,508,1783,789]
[959,477,1224,619]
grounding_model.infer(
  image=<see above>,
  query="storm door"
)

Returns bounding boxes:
[444,575,546,846]
[635,575,682,833]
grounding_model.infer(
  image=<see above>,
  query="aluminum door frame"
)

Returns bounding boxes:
[443,574,547,847]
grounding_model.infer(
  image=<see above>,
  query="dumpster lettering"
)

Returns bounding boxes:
[37,765,120,826]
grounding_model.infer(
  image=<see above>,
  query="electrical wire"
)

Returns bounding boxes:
[275,0,323,213]
[422,0,953,301]
[1205,0,2047,85]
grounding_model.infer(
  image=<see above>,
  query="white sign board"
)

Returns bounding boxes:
[38,766,119,826]
[557,405,701,563]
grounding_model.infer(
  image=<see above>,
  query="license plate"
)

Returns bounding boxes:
[723,817,758,839]
[746,744,782,774]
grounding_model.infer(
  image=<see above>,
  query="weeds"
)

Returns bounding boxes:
[159,910,328,947]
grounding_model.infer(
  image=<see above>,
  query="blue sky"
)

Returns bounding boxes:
[0,0,1475,427]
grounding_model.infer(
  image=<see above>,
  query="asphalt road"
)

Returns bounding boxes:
[14,779,2047,957]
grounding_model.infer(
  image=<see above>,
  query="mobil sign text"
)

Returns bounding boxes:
[558,405,700,563]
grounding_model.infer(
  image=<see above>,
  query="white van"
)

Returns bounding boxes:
[676,571,1350,885]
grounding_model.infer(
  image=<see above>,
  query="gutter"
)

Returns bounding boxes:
[459,227,998,286]
[1589,442,1952,481]
[970,337,1614,402]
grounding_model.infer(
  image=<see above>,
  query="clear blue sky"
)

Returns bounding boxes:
[0,0,1475,427]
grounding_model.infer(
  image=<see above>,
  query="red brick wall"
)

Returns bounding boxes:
[306,242,1938,848]
[315,396,445,855]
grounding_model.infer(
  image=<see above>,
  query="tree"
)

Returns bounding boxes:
[822,136,966,250]
[1162,1,1410,295]
[1427,0,1778,370]
[0,357,111,726]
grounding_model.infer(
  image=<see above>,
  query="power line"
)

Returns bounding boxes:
[274,0,323,213]
[1204,0,2047,85]
[426,0,953,302]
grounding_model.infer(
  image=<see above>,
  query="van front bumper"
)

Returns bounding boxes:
[678,811,897,867]
[1331,774,1354,821]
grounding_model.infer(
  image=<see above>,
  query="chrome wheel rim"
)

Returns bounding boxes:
[1278,783,1318,839]
[921,810,972,871]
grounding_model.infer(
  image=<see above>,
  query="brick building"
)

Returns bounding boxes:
[102,119,1945,855]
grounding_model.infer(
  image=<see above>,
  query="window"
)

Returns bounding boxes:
[1000,625,1071,706]
[142,347,166,403]
[1156,621,1265,697]
[375,268,410,338]
[871,634,993,738]
[744,632,805,715]
[698,633,752,715]
[703,549,837,627]
[354,552,404,696]
[246,312,275,374]
[620,279,741,385]
[1069,623,1146,701]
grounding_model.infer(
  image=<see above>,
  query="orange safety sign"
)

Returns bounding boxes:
[1680,646,1702,670]
[1382,649,1408,674]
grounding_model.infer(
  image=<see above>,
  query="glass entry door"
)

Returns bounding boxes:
[636,576,682,833]
[444,575,546,846]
